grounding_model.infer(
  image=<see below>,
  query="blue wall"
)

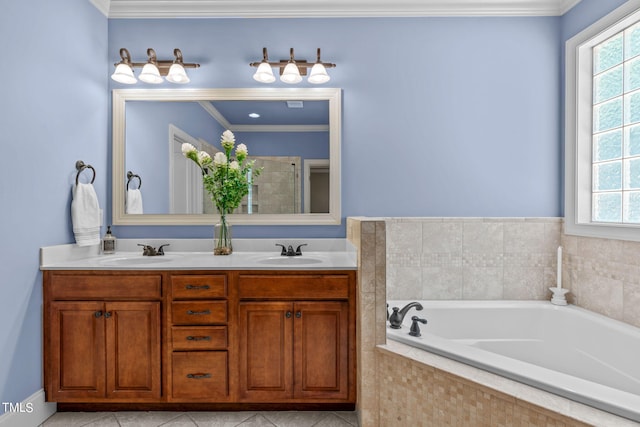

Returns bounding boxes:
[108,16,562,238]
[0,0,634,415]
[0,0,108,414]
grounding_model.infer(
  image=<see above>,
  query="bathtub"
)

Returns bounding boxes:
[386,300,640,423]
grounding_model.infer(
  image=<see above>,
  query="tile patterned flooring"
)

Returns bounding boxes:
[41,411,359,427]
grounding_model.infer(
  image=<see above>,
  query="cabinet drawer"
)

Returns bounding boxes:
[238,274,350,299]
[49,274,161,299]
[171,275,227,299]
[172,327,227,350]
[172,351,228,399]
[171,301,227,325]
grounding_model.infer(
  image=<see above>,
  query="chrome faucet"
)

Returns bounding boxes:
[388,302,423,329]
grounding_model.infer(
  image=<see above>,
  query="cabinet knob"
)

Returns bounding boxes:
[104,312,112,319]
[94,311,103,318]
[286,311,292,318]
[187,373,212,379]
[296,311,302,318]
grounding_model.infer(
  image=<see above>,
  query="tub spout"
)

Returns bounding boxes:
[388,302,423,329]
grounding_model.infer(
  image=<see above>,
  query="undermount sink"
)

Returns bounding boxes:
[98,254,181,266]
[256,256,324,265]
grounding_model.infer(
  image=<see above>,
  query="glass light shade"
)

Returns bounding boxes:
[166,63,190,84]
[111,63,137,84]
[138,63,163,84]
[308,63,330,84]
[253,62,276,83]
[280,63,302,84]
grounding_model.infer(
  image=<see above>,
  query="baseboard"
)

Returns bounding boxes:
[0,389,56,427]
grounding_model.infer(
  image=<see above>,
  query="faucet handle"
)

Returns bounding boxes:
[295,244,308,256]
[157,244,170,255]
[409,316,428,337]
[275,244,287,256]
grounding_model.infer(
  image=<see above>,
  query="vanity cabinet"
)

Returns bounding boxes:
[43,272,162,402]
[237,272,355,403]
[43,268,356,408]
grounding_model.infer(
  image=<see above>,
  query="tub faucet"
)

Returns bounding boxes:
[388,302,423,329]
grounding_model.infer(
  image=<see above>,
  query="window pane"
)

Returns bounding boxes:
[624,191,640,223]
[594,33,623,73]
[625,57,640,92]
[594,129,622,161]
[625,91,640,125]
[593,98,623,132]
[595,65,623,103]
[625,158,640,189]
[593,192,622,222]
[625,22,640,60]
[594,161,622,191]
[625,124,640,156]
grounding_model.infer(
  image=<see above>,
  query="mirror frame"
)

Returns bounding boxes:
[112,88,341,226]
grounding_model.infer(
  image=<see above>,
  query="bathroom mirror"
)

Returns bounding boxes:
[112,88,341,225]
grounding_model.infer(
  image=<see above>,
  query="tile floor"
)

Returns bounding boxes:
[41,411,359,427]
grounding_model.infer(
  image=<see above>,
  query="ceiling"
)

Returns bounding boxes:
[91,0,583,18]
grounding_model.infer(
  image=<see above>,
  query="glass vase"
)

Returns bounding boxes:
[214,215,232,255]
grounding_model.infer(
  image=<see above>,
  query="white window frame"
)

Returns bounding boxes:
[565,0,640,241]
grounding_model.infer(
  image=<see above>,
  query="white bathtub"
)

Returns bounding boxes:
[386,300,640,423]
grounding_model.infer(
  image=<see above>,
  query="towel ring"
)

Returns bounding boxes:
[127,171,142,190]
[75,160,96,185]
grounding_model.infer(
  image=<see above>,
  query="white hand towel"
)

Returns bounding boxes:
[126,188,144,214]
[71,183,101,246]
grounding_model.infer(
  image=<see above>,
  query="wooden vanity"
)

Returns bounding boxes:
[43,268,356,410]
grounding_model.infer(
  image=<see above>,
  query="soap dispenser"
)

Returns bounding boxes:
[102,225,117,254]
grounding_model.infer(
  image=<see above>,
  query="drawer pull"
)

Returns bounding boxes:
[187,310,212,315]
[186,335,211,341]
[185,284,210,290]
[187,373,212,379]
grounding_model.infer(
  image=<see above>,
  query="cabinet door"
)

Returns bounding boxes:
[294,301,349,399]
[105,302,161,400]
[239,302,293,400]
[49,302,106,401]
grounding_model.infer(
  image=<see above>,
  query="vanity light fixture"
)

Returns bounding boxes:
[111,48,200,85]
[250,48,335,85]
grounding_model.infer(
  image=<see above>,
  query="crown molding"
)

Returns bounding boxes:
[96,0,583,19]
[89,0,110,17]
[558,0,582,15]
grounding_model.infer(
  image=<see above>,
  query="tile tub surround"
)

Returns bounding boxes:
[386,217,562,301]
[347,218,387,427]
[377,340,639,427]
[561,233,640,328]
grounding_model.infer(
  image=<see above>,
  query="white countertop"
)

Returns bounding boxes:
[40,238,357,271]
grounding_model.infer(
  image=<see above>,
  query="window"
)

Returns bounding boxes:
[565,0,640,241]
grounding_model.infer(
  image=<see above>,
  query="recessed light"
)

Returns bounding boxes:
[248,113,260,118]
